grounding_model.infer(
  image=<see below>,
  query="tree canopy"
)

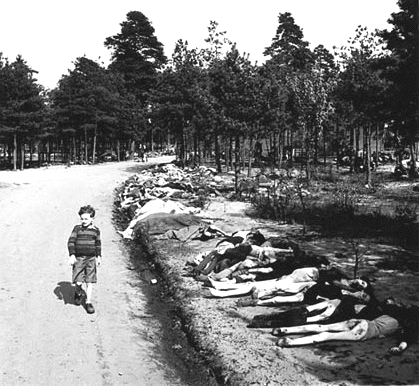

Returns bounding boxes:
[0,4,417,181]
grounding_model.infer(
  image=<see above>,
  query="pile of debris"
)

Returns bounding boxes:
[116,163,236,240]
[116,162,310,239]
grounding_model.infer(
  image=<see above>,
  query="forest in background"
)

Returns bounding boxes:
[0,0,417,188]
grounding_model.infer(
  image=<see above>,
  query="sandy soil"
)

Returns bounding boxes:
[0,159,214,386]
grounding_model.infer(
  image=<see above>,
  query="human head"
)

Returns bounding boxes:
[351,276,375,304]
[78,205,95,227]
[349,278,368,291]
[384,297,406,308]
[353,291,371,303]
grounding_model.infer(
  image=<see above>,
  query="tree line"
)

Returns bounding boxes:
[0,0,417,185]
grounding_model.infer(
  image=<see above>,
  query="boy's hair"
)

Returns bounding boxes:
[78,205,96,217]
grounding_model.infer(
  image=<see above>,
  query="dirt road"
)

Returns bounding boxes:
[0,159,208,385]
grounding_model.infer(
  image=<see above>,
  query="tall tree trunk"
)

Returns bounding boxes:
[336,117,340,170]
[228,136,233,171]
[365,125,372,187]
[409,142,417,177]
[84,128,88,163]
[150,125,154,152]
[248,136,253,177]
[72,135,76,164]
[234,134,241,193]
[375,124,379,166]
[29,140,33,164]
[92,124,97,164]
[20,140,24,171]
[305,130,311,184]
[224,138,229,172]
[349,125,355,173]
[313,126,319,165]
[47,139,51,163]
[13,133,17,171]
[323,124,327,165]
[214,128,221,173]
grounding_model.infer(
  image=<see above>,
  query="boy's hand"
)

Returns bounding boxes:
[68,255,76,266]
[96,256,102,266]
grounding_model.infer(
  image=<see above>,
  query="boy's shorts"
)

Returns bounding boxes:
[72,256,97,284]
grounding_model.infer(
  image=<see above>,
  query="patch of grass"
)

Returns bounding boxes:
[251,180,418,246]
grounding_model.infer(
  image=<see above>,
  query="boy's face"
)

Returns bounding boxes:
[80,213,94,227]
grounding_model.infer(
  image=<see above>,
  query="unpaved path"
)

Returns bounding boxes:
[0,159,207,385]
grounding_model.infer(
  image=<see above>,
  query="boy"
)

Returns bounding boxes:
[67,205,102,314]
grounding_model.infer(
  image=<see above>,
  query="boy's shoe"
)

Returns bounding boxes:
[85,303,95,314]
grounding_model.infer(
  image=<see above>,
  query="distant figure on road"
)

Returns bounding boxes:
[67,205,102,314]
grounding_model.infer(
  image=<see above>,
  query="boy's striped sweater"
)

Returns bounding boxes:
[68,224,101,257]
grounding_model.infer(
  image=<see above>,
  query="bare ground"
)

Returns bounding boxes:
[0,159,215,386]
[2,159,418,386]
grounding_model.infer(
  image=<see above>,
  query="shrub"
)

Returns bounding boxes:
[331,182,362,214]
[394,203,418,223]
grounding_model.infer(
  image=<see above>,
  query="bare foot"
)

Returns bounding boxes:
[271,328,285,336]
[276,337,292,347]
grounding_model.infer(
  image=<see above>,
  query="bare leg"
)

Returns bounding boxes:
[209,278,251,291]
[277,319,360,335]
[209,286,255,298]
[85,283,94,303]
[277,331,356,346]
[306,299,341,323]
[276,319,368,347]
[255,281,316,299]
[257,292,305,305]
[209,277,279,292]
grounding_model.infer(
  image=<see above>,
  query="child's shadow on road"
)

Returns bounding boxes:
[54,281,75,305]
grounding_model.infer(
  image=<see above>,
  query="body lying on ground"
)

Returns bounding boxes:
[208,266,319,298]
[273,298,419,355]
[192,230,329,282]
[227,266,371,304]
[248,297,365,328]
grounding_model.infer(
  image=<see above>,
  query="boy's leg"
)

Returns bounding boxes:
[85,283,95,314]
[85,283,93,304]
[72,256,85,306]
[83,256,97,313]
[74,282,83,306]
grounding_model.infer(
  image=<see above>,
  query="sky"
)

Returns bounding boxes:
[0,0,400,90]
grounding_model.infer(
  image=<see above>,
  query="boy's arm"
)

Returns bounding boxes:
[95,227,102,259]
[67,225,79,256]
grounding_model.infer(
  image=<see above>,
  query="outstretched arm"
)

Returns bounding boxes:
[389,305,419,355]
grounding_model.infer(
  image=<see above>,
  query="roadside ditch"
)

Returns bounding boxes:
[112,192,221,386]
